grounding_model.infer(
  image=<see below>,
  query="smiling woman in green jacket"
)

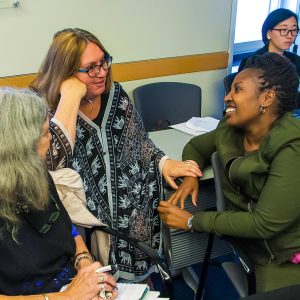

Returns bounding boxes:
[158,52,300,292]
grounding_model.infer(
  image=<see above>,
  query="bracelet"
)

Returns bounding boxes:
[43,294,50,300]
[74,251,95,269]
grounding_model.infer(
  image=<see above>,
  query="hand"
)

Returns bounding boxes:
[93,271,118,300]
[60,76,87,103]
[158,200,192,230]
[167,176,199,209]
[63,262,117,300]
[162,159,202,189]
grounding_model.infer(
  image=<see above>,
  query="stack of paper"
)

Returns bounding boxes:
[116,283,167,300]
[186,117,219,132]
[170,117,220,136]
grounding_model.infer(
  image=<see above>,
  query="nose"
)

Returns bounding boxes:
[95,65,107,78]
[286,30,293,38]
[224,90,232,103]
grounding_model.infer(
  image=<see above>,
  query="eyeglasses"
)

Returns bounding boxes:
[78,55,113,78]
[272,28,299,37]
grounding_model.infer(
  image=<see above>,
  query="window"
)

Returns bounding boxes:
[232,0,299,71]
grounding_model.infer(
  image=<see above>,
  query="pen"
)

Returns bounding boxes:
[96,265,112,273]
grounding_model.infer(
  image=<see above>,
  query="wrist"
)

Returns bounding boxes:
[73,251,95,270]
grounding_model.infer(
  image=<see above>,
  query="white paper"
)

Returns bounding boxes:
[116,283,155,300]
[186,117,219,132]
[170,117,219,136]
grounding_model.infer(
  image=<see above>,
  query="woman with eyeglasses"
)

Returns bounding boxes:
[30,28,201,283]
[0,88,117,299]
[239,8,300,76]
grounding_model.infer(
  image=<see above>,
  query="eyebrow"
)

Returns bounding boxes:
[82,56,105,67]
[276,24,298,28]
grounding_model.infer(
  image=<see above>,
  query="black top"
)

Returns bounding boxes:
[0,174,76,296]
[238,45,300,76]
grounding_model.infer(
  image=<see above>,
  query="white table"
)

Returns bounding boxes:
[149,129,213,180]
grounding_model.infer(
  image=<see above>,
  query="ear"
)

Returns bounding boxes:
[261,90,276,108]
[266,30,272,40]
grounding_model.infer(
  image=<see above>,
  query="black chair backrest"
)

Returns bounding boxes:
[133,82,201,131]
[223,72,238,95]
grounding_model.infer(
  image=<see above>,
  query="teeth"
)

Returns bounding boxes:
[226,107,236,113]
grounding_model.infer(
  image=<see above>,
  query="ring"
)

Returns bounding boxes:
[105,291,113,299]
[98,284,106,298]
[98,274,105,283]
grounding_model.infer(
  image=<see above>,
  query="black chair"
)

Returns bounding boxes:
[133,82,201,131]
[223,72,238,95]
[210,151,256,297]
[80,225,173,299]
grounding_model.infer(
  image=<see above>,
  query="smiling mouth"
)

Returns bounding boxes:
[225,107,236,113]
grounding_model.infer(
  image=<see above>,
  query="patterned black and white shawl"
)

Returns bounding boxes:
[46,82,165,280]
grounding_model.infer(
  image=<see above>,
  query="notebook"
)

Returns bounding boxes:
[116,283,163,300]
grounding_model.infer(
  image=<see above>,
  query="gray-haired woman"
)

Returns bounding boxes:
[0,88,117,299]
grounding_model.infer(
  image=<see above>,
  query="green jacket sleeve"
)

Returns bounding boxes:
[182,130,217,169]
[192,141,300,239]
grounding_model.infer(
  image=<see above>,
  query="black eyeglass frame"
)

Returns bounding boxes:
[78,55,113,78]
[272,28,300,37]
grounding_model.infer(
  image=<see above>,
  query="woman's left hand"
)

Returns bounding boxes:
[162,159,202,189]
[158,200,193,230]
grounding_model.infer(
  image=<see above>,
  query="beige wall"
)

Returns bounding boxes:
[0,0,234,118]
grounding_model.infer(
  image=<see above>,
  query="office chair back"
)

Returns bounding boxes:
[133,82,201,131]
[223,72,237,95]
[211,151,256,297]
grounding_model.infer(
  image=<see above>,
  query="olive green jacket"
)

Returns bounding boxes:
[182,112,300,265]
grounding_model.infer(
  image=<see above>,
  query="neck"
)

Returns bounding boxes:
[79,95,101,119]
[243,114,278,152]
[268,43,284,55]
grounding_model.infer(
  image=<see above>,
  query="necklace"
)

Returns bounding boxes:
[81,97,100,119]
[82,97,95,119]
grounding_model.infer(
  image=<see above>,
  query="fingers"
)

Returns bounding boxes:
[165,177,179,190]
[191,186,199,206]
[98,283,118,299]
[97,273,117,290]
[167,190,182,205]
[183,160,202,177]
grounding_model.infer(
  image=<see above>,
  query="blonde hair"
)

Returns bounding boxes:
[31,28,113,108]
[0,87,49,240]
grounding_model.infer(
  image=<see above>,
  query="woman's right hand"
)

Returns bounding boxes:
[60,77,87,103]
[63,262,117,300]
[167,176,199,209]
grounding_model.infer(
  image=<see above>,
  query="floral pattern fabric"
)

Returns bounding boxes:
[46,82,164,279]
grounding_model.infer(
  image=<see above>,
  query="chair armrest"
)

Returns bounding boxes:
[90,225,173,298]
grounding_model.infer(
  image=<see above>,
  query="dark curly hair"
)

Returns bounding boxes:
[244,52,299,116]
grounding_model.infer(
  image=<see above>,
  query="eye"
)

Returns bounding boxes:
[233,84,241,93]
[86,64,97,71]
[281,29,288,35]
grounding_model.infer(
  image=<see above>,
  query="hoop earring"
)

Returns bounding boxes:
[259,105,266,114]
